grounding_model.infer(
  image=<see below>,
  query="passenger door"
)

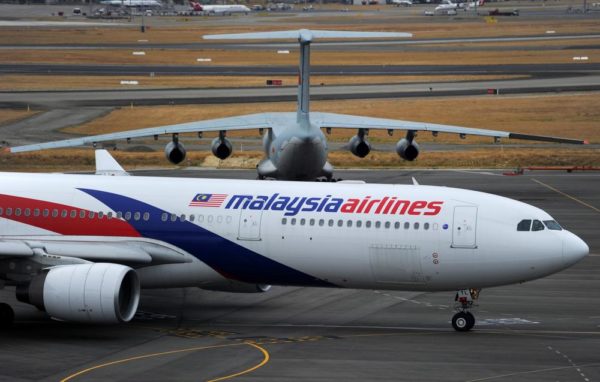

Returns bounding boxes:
[237,209,263,241]
[452,206,478,248]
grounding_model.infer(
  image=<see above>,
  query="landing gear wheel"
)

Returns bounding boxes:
[465,311,475,330]
[0,303,14,328]
[452,312,473,332]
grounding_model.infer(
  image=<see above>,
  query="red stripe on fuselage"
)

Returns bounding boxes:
[0,194,141,237]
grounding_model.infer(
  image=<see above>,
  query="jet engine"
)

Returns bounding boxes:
[17,263,140,324]
[396,138,420,161]
[348,134,371,158]
[165,140,187,164]
[211,136,233,160]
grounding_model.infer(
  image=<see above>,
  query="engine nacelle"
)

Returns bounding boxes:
[201,280,271,293]
[17,263,140,324]
[164,140,187,164]
[348,135,371,158]
[211,136,233,160]
[396,138,420,161]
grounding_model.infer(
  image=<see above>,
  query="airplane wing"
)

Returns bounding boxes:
[311,112,587,144]
[0,237,190,266]
[8,113,290,153]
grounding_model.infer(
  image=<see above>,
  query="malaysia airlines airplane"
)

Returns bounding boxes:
[188,1,251,13]
[435,0,484,11]
[0,151,588,331]
[8,29,586,181]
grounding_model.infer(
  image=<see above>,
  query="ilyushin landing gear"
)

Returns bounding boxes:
[452,289,480,332]
[0,303,14,328]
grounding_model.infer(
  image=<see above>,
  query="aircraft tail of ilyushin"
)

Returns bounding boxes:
[203,30,412,126]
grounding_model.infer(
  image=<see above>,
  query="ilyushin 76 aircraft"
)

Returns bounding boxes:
[8,29,587,181]
[0,151,589,331]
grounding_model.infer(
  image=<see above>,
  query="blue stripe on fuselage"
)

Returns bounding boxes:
[78,188,334,287]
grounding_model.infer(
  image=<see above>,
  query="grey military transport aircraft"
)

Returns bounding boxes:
[9,29,587,180]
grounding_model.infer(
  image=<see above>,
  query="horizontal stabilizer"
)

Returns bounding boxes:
[204,29,412,42]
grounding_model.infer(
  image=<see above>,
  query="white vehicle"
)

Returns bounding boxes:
[189,1,251,13]
[0,151,589,331]
[392,0,413,6]
[10,29,585,181]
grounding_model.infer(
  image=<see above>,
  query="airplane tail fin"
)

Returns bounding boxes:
[204,30,411,126]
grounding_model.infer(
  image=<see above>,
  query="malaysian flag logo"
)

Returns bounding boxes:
[189,193,228,207]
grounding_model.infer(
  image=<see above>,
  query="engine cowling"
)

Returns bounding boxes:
[348,135,371,158]
[396,138,420,161]
[164,140,186,164]
[17,263,140,324]
[211,137,233,160]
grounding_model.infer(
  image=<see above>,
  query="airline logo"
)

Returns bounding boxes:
[189,193,228,207]
[224,193,443,217]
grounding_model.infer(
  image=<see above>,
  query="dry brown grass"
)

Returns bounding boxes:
[2,47,597,66]
[0,109,37,126]
[1,19,599,44]
[63,93,600,144]
[1,147,597,172]
[0,74,525,91]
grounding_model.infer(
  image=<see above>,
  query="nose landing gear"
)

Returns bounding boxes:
[452,289,480,332]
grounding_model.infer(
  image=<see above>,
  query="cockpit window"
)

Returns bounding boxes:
[532,220,545,231]
[544,220,563,231]
[517,219,532,231]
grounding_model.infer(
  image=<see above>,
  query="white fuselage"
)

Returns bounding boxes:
[0,173,588,293]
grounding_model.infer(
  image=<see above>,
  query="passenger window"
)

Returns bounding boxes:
[107,212,113,219]
[34,209,40,217]
[80,210,86,219]
[171,214,177,222]
[375,221,381,229]
[356,220,362,228]
[291,218,296,226]
[385,221,390,229]
[310,218,315,226]
[404,222,409,230]
[161,213,168,222]
[25,208,31,217]
[125,212,132,221]
[414,222,419,230]
[61,210,67,218]
[143,212,150,221]
[544,220,562,231]
[98,211,104,219]
[217,215,223,223]
[366,221,372,228]
[43,209,49,217]
[301,218,306,226]
[532,220,545,231]
[226,216,232,224]
[282,218,287,225]
[347,220,353,228]
[179,214,185,222]
[319,219,324,227]
[15,208,21,216]
[424,222,430,230]
[394,222,400,229]
[70,210,76,218]
[189,214,195,222]
[88,211,94,219]
[337,220,343,227]
[199,215,205,223]
[6,208,12,216]
[517,219,531,231]
[0,208,3,216]
[328,219,334,227]
[207,215,213,223]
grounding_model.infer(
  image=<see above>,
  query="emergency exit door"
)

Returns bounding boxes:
[452,206,478,248]
[237,210,263,241]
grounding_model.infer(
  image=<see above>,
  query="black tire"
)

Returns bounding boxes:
[452,312,471,332]
[465,311,475,330]
[0,303,14,328]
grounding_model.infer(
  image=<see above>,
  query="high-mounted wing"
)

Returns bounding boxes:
[311,112,587,145]
[9,113,285,153]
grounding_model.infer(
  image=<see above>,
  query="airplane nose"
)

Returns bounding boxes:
[563,232,589,266]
